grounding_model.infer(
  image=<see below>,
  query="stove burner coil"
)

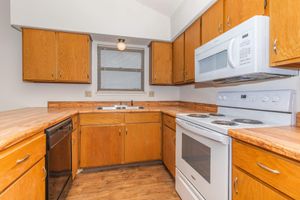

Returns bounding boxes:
[187,114,209,118]
[232,119,263,124]
[212,120,238,126]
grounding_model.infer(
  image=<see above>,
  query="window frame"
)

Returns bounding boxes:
[97,46,145,92]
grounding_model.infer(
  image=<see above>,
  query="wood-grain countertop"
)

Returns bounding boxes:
[0,106,196,151]
[229,126,300,162]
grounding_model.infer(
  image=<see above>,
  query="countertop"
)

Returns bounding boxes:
[229,126,300,162]
[0,106,196,151]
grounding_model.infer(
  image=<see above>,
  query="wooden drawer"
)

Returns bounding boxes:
[80,113,124,125]
[233,140,300,199]
[72,115,78,130]
[125,112,161,123]
[0,133,46,193]
[0,158,46,200]
[163,114,176,130]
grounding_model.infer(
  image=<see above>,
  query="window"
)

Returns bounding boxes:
[97,46,144,91]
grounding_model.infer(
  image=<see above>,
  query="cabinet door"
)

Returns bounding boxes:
[270,0,300,66]
[80,125,124,168]
[150,42,173,85]
[225,0,265,31]
[173,34,185,84]
[72,129,78,179]
[23,29,56,81]
[0,158,46,200]
[184,19,201,82]
[57,32,91,83]
[162,125,176,177]
[125,123,161,163]
[202,0,224,44]
[232,167,288,200]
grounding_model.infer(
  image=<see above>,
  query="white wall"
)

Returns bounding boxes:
[179,76,300,111]
[170,0,217,39]
[10,0,171,41]
[0,0,180,112]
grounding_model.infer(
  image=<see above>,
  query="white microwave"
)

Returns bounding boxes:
[195,16,298,87]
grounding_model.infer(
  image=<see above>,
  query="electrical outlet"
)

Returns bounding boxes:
[148,91,155,97]
[85,90,92,97]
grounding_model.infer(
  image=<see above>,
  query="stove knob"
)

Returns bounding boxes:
[272,96,280,102]
[262,96,270,102]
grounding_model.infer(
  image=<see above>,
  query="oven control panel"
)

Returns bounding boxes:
[217,90,295,112]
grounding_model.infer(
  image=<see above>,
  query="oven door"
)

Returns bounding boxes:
[176,118,231,200]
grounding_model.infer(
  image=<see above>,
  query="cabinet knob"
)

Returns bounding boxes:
[273,39,278,54]
[226,16,231,27]
[87,74,89,79]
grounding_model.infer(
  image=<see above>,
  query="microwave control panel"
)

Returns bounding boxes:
[239,31,253,66]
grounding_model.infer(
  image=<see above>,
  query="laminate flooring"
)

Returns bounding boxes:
[66,164,181,200]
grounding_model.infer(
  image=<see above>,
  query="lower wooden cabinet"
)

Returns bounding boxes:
[162,125,176,177]
[80,125,124,168]
[124,123,161,163]
[232,166,288,200]
[72,129,79,179]
[0,158,46,200]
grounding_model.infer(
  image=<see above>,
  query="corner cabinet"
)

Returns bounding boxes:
[149,42,173,85]
[269,0,300,67]
[23,28,91,83]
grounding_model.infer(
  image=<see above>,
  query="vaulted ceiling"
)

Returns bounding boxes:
[136,0,184,17]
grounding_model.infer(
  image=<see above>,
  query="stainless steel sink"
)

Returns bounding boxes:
[97,105,144,110]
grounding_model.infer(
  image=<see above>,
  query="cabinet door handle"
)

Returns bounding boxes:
[87,74,89,79]
[233,177,238,194]
[226,16,231,27]
[273,39,278,54]
[118,129,121,136]
[257,162,280,174]
[42,166,47,180]
[218,23,223,33]
[125,128,128,135]
[16,154,30,164]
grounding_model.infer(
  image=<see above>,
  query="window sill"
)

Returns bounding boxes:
[96,91,146,96]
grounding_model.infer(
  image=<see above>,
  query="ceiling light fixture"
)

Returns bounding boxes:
[117,39,126,51]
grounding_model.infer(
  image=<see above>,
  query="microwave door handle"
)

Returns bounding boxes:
[228,39,236,68]
[176,119,229,145]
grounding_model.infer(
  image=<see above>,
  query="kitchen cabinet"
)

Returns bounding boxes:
[184,18,201,82]
[232,139,300,199]
[201,0,224,44]
[150,42,173,85]
[79,112,162,168]
[269,0,300,67]
[125,123,161,163]
[23,28,91,83]
[232,166,288,200]
[162,114,176,177]
[173,34,185,84]
[224,0,266,31]
[0,158,46,200]
[80,125,124,168]
[23,29,57,81]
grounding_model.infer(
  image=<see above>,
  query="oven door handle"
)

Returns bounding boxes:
[176,119,229,145]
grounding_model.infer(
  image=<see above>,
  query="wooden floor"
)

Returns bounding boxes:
[66,164,181,200]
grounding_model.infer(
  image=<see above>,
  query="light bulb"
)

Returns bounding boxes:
[117,39,126,51]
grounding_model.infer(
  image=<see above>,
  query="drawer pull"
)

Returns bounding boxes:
[42,166,47,180]
[16,154,30,164]
[257,162,280,174]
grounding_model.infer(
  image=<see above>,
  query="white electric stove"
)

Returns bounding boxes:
[175,90,296,200]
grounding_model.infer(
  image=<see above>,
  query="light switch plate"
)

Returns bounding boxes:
[149,91,155,97]
[85,90,92,97]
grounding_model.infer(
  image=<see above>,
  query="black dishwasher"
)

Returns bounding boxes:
[45,118,73,200]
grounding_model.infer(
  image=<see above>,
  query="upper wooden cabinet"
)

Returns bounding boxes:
[23,28,91,83]
[269,0,300,67]
[173,34,185,84]
[23,29,57,81]
[224,0,266,31]
[184,18,201,82]
[202,0,224,44]
[150,42,173,85]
